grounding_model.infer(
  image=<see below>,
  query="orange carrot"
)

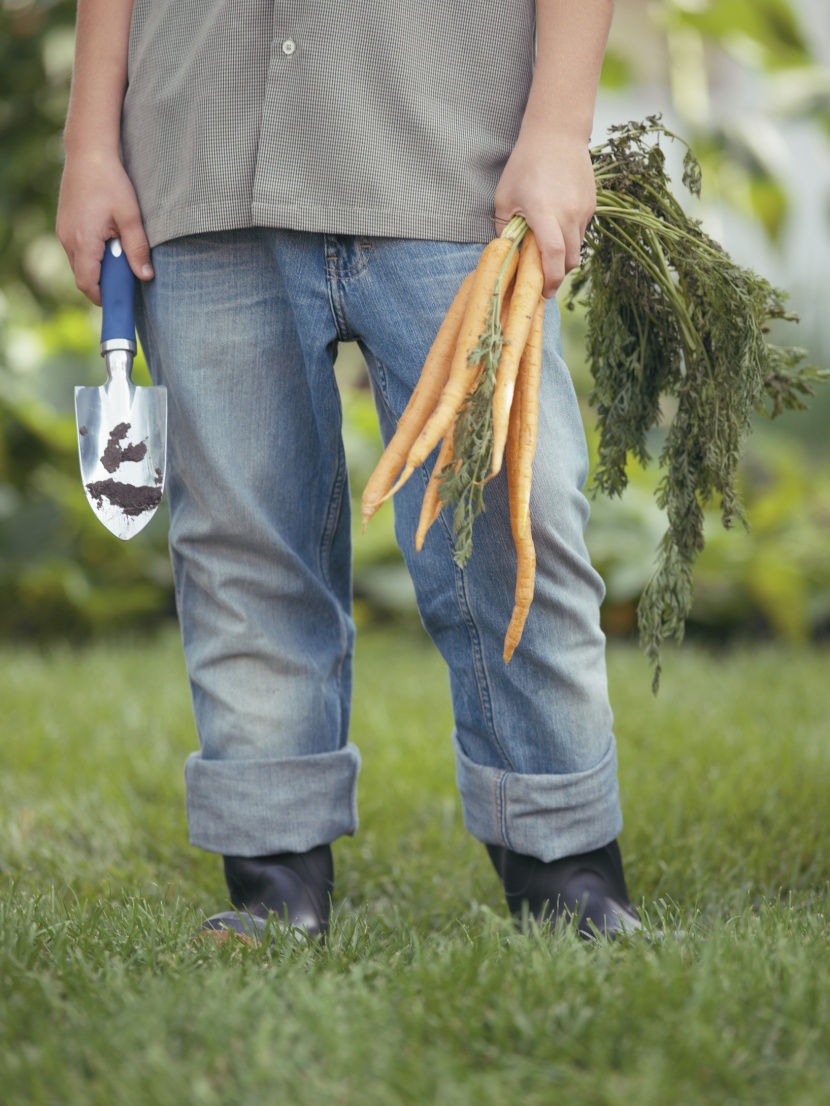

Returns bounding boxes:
[503,526,535,662]
[506,354,524,541]
[513,296,545,539]
[391,236,520,495]
[490,232,545,479]
[361,270,475,526]
[504,421,537,662]
[499,270,515,329]
[414,433,455,551]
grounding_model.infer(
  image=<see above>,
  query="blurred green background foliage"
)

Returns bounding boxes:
[0,0,828,643]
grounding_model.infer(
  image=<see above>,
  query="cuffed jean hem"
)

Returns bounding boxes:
[185,743,361,856]
[453,733,623,863]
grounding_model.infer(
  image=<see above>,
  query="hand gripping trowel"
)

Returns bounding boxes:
[75,239,167,539]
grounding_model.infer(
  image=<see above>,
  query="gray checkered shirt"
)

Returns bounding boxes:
[122,1,537,248]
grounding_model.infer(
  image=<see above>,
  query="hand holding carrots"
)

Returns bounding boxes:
[362,217,546,663]
[494,131,596,297]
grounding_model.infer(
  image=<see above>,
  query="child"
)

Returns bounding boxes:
[58,0,639,941]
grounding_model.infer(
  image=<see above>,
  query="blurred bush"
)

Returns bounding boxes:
[6,304,830,645]
[0,297,173,639]
[1,0,77,305]
[610,0,830,242]
[1,0,829,644]
[585,420,830,642]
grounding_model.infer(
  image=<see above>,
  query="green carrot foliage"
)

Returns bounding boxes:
[565,116,826,689]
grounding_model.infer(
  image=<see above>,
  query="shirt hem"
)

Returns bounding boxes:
[143,201,496,250]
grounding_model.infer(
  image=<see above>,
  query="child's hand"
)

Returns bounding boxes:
[57,155,154,306]
[494,130,595,298]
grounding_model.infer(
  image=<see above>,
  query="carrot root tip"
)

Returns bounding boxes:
[389,465,415,498]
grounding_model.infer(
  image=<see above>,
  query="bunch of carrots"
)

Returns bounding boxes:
[363,118,824,688]
[361,215,544,662]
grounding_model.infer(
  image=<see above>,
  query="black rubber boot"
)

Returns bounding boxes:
[486,839,641,940]
[201,845,334,943]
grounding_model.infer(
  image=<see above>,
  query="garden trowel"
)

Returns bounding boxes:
[75,239,167,540]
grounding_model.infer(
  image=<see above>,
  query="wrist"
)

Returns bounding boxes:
[517,103,594,148]
[63,103,123,162]
[62,140,123,166]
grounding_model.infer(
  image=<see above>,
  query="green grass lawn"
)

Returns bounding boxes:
[1,625,829,1105]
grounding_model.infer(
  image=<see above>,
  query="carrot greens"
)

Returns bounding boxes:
[567,116,826,688]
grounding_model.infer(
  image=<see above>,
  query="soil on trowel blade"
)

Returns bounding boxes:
[86,478,162,517]
[100,421,148,473]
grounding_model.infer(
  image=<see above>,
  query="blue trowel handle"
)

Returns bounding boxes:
[100,239,136,348]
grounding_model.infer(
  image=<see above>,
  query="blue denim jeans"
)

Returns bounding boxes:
[136,228,622,863]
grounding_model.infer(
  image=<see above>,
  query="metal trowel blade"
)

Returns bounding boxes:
[75,363,167,540]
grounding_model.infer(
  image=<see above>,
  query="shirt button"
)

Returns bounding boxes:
[282,39,296,55]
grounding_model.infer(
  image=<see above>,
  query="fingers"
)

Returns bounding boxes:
[495,191,594,297]
[536,217,575,298]
[118,210,154,283]
[508,211,584,299]
[69,237,108,306]
[60,219,153,307]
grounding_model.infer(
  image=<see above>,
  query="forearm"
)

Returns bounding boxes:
[524,0,615,143]
[494,1,615,294]
[63,0,134,159]
[57,0,151,303]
